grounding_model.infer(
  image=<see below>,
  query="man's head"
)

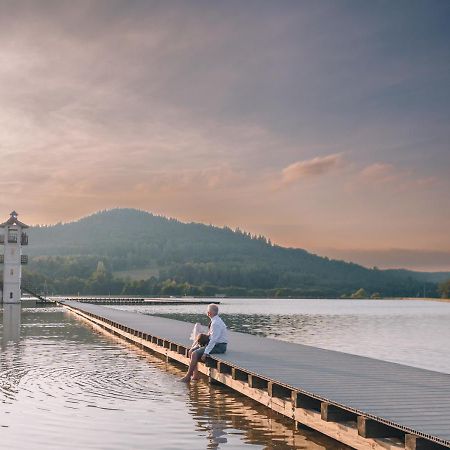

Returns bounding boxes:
[207,303,219,318]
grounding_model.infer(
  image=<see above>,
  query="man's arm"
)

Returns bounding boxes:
[203,321,218,356]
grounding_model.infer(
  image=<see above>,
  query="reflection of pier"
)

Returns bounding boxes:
[60,301,450,450]
[187,381,337,450]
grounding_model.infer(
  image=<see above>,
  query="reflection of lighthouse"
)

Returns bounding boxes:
[0,211,29,304]
[2,304,21,342]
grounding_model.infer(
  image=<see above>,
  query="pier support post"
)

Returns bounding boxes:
[232,367,248,382]
[268,382,291,399]
[405,435,445,450]
[321,402,355,422]
[217,361,232,375]
[208,376,222,386]
[358,417,404,439]
[248,375,268,389]
[292,392,321,411]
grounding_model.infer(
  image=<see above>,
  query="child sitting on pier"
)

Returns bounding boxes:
[180,303,228,382]
[188,322,209,355]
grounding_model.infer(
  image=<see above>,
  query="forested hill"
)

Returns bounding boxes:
[24,208,442,297]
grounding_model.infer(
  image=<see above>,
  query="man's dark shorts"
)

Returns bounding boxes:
[192,343,227,358]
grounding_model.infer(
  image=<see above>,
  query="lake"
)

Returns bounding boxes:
[1,298,449,449]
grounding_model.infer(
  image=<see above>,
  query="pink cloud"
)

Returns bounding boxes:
[358,163,437,192]
[414,176,437,189]
[280,153,343,186]
[359,163,397,183]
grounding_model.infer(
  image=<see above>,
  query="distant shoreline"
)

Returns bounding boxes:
[396,297,450,303]
[24,295,450,304]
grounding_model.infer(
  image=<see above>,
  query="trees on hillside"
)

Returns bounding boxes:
[439,280,450,298]
[23,209,442,298]
[350,288,368,299]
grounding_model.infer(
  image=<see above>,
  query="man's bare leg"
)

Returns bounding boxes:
[180,352,200,382]
[191,366,200,380]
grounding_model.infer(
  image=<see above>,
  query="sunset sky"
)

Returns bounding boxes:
[1,1,449,271]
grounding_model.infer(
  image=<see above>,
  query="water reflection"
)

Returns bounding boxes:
[185,381,345,450]
[2,304,21,344]
[4,299,447,449]
[0,304,24,404]
[0,307,345,449]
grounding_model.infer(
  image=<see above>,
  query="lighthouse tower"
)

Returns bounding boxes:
[0,211,29,304]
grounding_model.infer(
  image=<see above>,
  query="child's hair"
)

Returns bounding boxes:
[196,333,210,346]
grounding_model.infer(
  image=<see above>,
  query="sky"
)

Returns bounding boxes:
[0,0,449,271]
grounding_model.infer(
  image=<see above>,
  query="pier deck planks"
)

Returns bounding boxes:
[61,301,450,448]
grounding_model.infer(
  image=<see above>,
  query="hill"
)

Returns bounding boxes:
[23,208,444,297]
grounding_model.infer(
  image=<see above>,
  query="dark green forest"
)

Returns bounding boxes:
[19,208,447,298]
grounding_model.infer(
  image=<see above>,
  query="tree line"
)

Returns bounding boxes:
[22,209,444,298]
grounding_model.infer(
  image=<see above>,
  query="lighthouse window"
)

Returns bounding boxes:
[10,269,13,276]
[8,231,18,243]
[9,292,13,299]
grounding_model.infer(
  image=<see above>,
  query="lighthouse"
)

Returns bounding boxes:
[0,211,29,304]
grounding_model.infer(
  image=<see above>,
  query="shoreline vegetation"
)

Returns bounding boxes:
[397,297,450,303]
[21,209,450,301]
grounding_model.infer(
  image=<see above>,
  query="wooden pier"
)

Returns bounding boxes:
[60,300,450,450]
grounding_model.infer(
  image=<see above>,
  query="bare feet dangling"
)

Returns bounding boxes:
[179,376,191,382]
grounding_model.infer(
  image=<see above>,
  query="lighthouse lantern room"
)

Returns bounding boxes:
[0,211,29,304]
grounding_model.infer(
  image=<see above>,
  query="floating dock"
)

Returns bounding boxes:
[58,297,219,306]
[60,300,450,450]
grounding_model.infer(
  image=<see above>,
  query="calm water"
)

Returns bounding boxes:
[0,303,344,450]
[1,299,449,449]
[115,298,450,374]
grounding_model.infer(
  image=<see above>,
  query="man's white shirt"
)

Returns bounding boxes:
[204,315,228,355]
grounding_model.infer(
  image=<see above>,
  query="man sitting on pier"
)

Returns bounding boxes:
[180,303,228,382]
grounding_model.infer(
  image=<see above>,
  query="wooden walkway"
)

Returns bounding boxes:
[60,300,450,450]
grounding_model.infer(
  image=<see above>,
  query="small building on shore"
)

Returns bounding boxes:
[0,211,29,304]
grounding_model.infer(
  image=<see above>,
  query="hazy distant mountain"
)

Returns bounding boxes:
[24,208,445,297]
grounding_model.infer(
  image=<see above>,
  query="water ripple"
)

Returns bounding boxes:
[1,307,340,449]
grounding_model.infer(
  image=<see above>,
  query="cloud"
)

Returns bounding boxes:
[0,2,448,267]
[357,163,437,191]
[279,153,344,187]
[359,163,397,184]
